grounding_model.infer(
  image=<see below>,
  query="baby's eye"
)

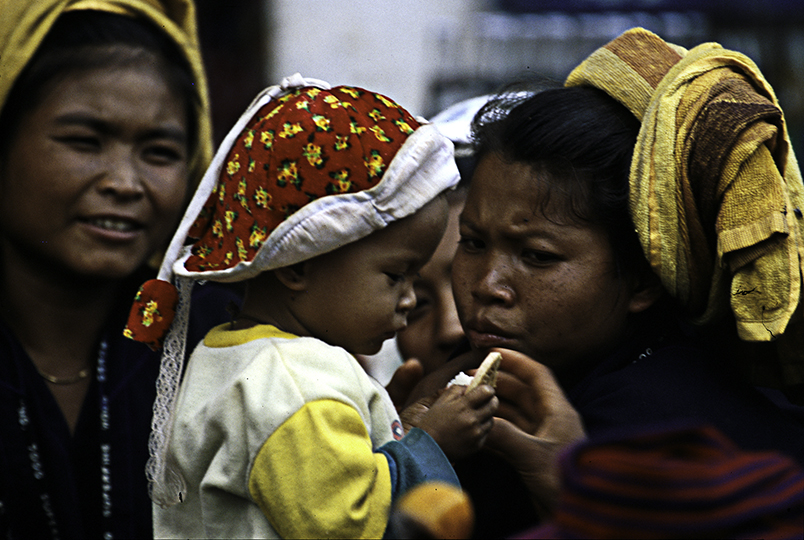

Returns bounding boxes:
[384,272,405,284]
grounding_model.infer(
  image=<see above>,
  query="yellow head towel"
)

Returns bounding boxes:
[567,28,804,393]
[0,0,213,190]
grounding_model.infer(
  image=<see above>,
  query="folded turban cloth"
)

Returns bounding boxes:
[566,28,804,397]
[518,424,804,539]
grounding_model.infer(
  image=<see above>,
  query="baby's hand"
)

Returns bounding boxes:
[415,384,498,460]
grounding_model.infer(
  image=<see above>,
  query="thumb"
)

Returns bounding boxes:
[525,364,585,443]
[496,349,585,441]
[399,394,438,434]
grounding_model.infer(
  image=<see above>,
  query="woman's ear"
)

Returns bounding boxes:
[274,262,308,292]
[628,270,664,314]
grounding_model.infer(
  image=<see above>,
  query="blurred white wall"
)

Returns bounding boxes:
[263,1,714,117]
[265,0,491,117]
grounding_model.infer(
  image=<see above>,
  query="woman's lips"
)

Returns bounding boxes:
[87,217,140,232]
[80,215,144,242]
[465,324,516,349]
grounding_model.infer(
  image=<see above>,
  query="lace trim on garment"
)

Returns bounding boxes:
[146,275,191,507]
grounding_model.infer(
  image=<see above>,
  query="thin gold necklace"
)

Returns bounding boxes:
[20,338,113,538]
[36,365,92,385]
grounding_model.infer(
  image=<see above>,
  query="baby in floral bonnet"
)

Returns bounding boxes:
[124,73,498,539]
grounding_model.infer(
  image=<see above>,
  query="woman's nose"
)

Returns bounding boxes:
[96,147,145,199]
[472,256,515,305]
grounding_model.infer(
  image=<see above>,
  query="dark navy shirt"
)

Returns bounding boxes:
[0,271,240,539]
[566,316,804,465]
[450,307,804,538]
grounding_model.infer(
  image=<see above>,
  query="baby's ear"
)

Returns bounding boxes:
[628,270,664,314]
[274,262,308,292]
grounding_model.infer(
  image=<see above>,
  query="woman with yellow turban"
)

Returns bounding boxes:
[0,2,238,537]
[406,26,804,537]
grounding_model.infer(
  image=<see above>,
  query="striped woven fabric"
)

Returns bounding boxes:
[519,425,804,539]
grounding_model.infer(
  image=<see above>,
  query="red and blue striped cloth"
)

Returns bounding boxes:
[518,424,804,539]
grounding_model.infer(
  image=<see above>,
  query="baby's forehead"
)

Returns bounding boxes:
[326,210,445,265]
[314,237,428,275]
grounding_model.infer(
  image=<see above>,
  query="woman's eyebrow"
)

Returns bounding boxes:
[461,214,566,242]
[53,112,110,131]
[508,221,566,240]
[141,126,187,145]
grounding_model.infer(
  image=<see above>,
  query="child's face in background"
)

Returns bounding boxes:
[396,195,465,374]
[296,196,449,355]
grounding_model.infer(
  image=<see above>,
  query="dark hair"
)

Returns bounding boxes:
[471,86,648,280]
[0,10,198,159]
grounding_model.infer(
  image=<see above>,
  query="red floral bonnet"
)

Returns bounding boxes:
[124,74,459,350]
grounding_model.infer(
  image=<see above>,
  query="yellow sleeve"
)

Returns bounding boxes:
[248,399,392,539]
